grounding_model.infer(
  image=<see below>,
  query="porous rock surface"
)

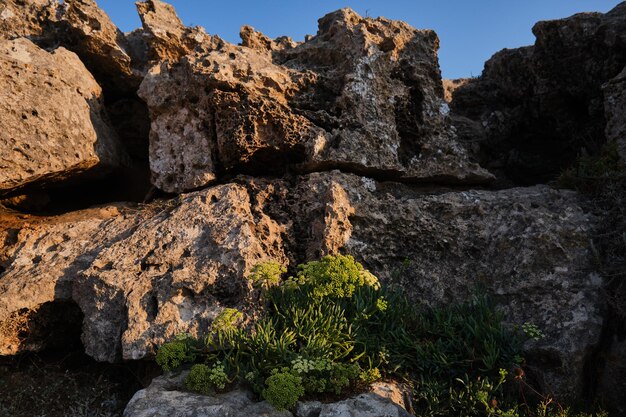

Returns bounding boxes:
[0,0,55,40]
[0,37,126,195]
[123,371,410,417]
[0,172,602,399]
[450,3,626,184]
[0,181,288,361]
[138,7,491,193]
[0,0,621,412]
[603,65,626,162]
[294,172,602,400]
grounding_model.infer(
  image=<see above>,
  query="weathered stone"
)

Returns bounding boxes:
[603,66,626,163]
[124,372,410,417]
[123,372,292,417]
[135,0,215,67]
[0,169,603,400]
[290,172,602,401]
[309,394,412,417]
[240,25,298,53]
[442,78,470,103]
[0,0,55,40]
[54,0,141,97]
[451,3,626,184]
[139,7,491,193]
[0,181,288,361]
[0,38,126,195]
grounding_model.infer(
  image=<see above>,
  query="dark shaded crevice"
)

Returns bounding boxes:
[580,306,614,407]
[0,301,83,355]
[294,161,493,188]
[0,164,152,216]
[0,346,159,417]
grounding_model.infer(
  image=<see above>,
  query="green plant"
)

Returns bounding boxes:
[211,308,243,333]
[155,334,197,372]
[184,363,229,394]
[521,323,545,342]
[248,261,286,289]
[262,370,304,411]
[155,255,601,416]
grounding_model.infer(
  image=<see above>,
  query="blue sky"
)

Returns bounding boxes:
[97,0,621,79]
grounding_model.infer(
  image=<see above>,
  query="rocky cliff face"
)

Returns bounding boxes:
[450,4,626,185]
[0,0,623,414]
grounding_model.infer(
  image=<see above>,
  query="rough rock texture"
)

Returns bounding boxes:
[123,372,410,417]
[0,181,288,361]
[54,0,141,97]
[0,38,126,195]
[0,171,602,399]
[603,66,626,162]
[450,3,626,184]
[124,373,291,417]
[442,78,470,103]
[0,0,620,412]
[138,7,491,193]
[280,172,602,400]
[135,0,214,66]
[0,0,55,40]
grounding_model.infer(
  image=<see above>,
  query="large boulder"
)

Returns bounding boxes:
[123,371,410,417]
[450,3,626,184]
[0,171,602,401]
[289,172,602,401]
[53,0,141,98]
[0,37,126,195]
[138,7,491,193]
[0,181,288,361]
[134,0,215,67]
[0,0,56,40]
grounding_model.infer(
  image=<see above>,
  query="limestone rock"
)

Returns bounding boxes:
[291,172,602,400]
[54,0,140,97]
[135,0,215,67]
[450,3,626,184]
[442,78,470,103]
[0,181,288,361]
[123,372,291,417]
[240,25,298,53]
[123,372,410,417]
[0,0,55,40]
[302,394,412,417]
[0,170,603,400]
[138,7,491,193]
[0,38,126,195]
[603,66,626,163]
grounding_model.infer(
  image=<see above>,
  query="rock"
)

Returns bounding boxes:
[369,381,411,411]
[603,66,626,163]
[135,0,215,67]
[138,7,491,193]
[240,25,298,53]
[442,78,471,103]
[124,372,410,417]
[0,170,603,400]
[290,172,603,401]
[123,372,292,417]
[302,394,412,417]
[0,191,50,211]
[0,0,55,40]
[0,181,289,361]
[54,0,141,97]
[450,3,626,184]
[0,38,126,196]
